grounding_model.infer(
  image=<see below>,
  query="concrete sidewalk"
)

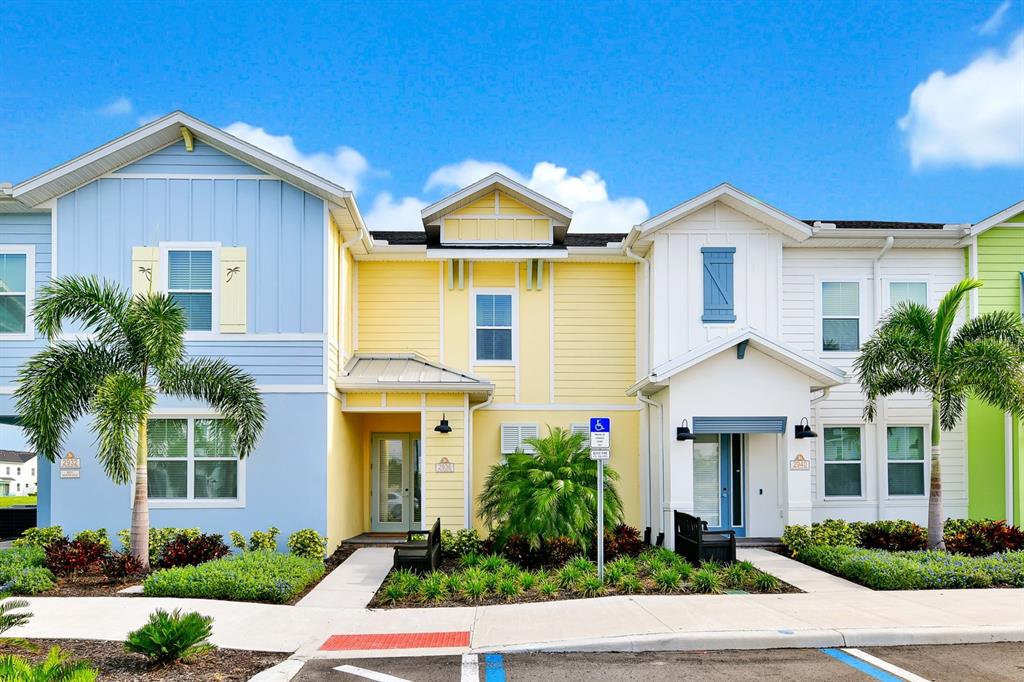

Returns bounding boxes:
[296,548,393,609]
[736,548,869,593]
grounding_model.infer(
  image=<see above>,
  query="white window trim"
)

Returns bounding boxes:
[820,424,866,501]
[817,277,867,358]
[883,278,930,312]
[0,245,36,341]
[885,424,928,499]
[146,413,246,509]
[472,287,517,366]
[158,242,221,337]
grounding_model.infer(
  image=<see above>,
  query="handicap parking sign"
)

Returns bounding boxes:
[590,417,610,449]
[590,417,610,433]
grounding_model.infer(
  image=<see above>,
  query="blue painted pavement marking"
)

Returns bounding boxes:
[819,649,904,682]
[483,653,506,682]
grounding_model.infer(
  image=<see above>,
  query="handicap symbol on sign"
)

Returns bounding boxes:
[590,417,610,433]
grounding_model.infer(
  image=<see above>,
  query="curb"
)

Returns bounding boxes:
[480,625,1024,654]
[247,656,307,682]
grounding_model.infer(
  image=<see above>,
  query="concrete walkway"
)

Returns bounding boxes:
[296,548,393,609]
[737,547,869,593]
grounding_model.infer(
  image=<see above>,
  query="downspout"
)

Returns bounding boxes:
[465,393,494,528]
[873,236,894,521]
[624,228,659,531]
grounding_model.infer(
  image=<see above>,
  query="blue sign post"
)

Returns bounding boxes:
[590,417,611,581]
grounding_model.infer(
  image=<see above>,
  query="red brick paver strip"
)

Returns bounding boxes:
[319,631,471,651]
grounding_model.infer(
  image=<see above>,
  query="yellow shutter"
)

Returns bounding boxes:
[131,247,159,296]
[220,247,247,333]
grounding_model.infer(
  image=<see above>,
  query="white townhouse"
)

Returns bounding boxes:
[0,450,37,497]
[625,184,968,543]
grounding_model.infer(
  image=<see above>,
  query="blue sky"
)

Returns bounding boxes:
[1,1,1021,231]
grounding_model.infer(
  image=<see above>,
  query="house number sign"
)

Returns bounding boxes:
[789,453,810,471]
[435,457,455,473]
[60,452,81,479]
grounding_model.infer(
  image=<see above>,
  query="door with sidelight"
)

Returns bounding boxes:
[692,434,746,537]
[370,433,422,532]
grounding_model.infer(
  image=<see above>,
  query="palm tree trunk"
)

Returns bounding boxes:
[130,417,150,570]
[927,398,945,550]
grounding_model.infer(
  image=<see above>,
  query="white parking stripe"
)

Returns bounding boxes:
[461,653,480,682]
[841,648,931,682]
[333,664,413,682]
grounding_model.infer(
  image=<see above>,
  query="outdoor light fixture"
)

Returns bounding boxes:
[676,419,696,441]
[434,414,452,434]
[794,417,818,439]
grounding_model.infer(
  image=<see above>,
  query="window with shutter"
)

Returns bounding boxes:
[167,250,214,331]
[500,423,539,454]
[701,247,736,323]
[570,424,589,437]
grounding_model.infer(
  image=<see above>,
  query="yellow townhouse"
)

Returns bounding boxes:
[324,173,641,546]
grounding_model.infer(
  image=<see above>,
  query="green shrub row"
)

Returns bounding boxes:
[0,545,55,595]
[783,518,1023,556]
[797,545,1024,590]
[142,550,325,603]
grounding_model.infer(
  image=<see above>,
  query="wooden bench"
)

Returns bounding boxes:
[673,511,736,565]
[393,517,441,573]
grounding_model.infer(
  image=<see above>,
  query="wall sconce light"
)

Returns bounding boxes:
[794,417,818,439]
[434,414,452,434]
[676,419,696,441]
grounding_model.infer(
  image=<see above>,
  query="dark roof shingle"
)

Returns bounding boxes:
[0,450,35,464]
[803,220,946,230]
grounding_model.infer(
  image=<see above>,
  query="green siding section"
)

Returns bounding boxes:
[968,220,1024,522]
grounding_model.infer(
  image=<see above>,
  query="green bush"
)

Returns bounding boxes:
[0,547,56,595]
[287,529,327,560]
[782,520,861,556]
[690,567,723,594]
[858,520,927,552]
[72,529,111,551]
[227,527,280,552]
[653,567,681,592]
[0,646,98,681]
[124,609,215,664]
[118,527,202,564]
[13,526,64,551]
[142,550,324,603]
[441,528,484,558]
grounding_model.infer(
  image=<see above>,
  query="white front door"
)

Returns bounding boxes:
[371,433,421,532]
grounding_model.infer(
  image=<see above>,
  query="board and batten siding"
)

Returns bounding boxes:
[0,213,52,387]
[648,202,784,367]
[114,140,263,175]
[553,262,636,404]
[781,246,968,519]
[55,176,325,334]
[356,261,441,360]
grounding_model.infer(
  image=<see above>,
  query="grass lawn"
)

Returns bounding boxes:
[0,495,37,507]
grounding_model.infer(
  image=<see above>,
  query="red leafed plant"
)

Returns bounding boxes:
[101,551,147,581]
[156,533,229,568]
[44,538,106,576]
[944,519,1024,556]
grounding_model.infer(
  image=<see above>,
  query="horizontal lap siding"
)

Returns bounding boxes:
[474,365,515,402]
[0,213,52,386]
[357,261,440,360]
[553,263,636,404]
[186,340,324,384]
[425,409,466,529]
[977,227,1024,312]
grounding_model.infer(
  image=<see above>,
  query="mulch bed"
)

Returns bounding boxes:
[0,639,285,681]
[42,573,140,598]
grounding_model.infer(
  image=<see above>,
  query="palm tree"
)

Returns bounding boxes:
[15,276,265,569]
[477,426,624,550]
[856,278,1024,549]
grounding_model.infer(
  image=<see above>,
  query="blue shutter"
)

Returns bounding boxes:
[701,247,736,323]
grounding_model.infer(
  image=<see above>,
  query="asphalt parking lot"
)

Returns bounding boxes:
[296,642,1024,681]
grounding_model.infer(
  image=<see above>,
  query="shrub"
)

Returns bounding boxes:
[556,565,584,589]
[418,573,446,603]
[603,525,644,561]
[13,526,64,551]
[479,554,508,573]
[723,563,749,588]
[500,534,549,569]
[462,577,488,601]
[690,567,723,594]
[537,579,559,598]
[143,550,325,604]
[478,427,623,550]
[566,555,594,574]
[119,528,202,564]
[44,538,106,576]
[157,533,229,568]
[518,571,538,591]
[287,529,327,560]
[796,545,859,574]
[0,598,31,636]
[944,519,1024,556]
[124,609,215,664]
[101,551,147,582]
[496,576,522,600]
[459,553,481,569]
[858,520,927,552]
[617,574,642,594]
[379,582,406,605]
[782,520,860,556]
[0,646,98,681]
[575,574,605,598]
[653,567,681,592]
[228,531,247,551]
[545,537,581,566]
[249,527,280,552]
[751,572,781,593]
[72,529,111,551]
[440,528,484,559]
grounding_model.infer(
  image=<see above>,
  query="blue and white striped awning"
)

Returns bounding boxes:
[692,416,787,434]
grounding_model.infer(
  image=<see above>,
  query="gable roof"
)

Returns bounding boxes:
[0,450,35,465]
[11,111,369,246]
[634,183,814,243]
[627,327,847,395]
[337,353,494,399]
[420,173,573,227]
[968,199,1024,237]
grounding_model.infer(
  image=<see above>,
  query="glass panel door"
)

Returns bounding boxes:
[371,434,414,532]
[693,435,721,528]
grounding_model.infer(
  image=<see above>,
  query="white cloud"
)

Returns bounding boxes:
[898,32,1024,169]
[98,97,133,116]
[224,122,371,191]
[136,113,160,126]
[975,1,1012,35]
[364,192,429,231]
[424,159,649,233]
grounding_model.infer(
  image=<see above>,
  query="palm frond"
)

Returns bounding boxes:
[948,338,1024,418]
[14,341,126,461]
[158,358,266,457]
[32,275,133,347]
[126,292,186,371]
[90,373,155,484]
[855,306,933,419]
[950,309,1024,354]
[938,389,967,432]
[932,278,982,366]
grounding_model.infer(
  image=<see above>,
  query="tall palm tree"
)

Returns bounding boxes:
[15,276,265,569]
[856,278,1024,549]
[477,426,623,551]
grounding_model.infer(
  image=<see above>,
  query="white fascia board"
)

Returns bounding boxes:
[425,248,569,260]
[420,172,573,225]
[969,199,1024,236]
[636,183,813,242]
[805,228,966,241]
